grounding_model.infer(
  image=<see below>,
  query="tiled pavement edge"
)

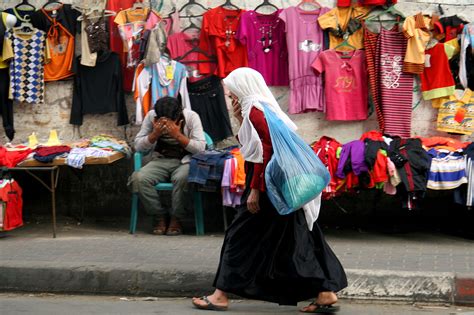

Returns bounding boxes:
[1,221,474,305]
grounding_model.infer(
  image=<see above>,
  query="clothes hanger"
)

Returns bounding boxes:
[297,0,321,14]
[221,0,240,11]
[176,40,217,64]
[15,0,36,11]
[43,0,63,11]
[77,9,116,21]
[254,0,278,14]
[13,20,35,35]
[182,20,201,34]
[334,35,357,57]
[178,0,208,16]
[365,5,404,22]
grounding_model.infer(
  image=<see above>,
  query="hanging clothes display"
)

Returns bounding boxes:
[141,19,167,66]
[460,23,474,90]
[71,51,129,126]
[236,10,289,86]
[279,6,329,114]
[30,4,80,81]
[318,5,370,50]
[150,58,191,109]
[0,12,15,140]
[420,42,457,100]
[436,88,474,135]
[6,28,47,104]
[402,13,432,74]
[114,6,151,91]
[313,49,368,121]
[107,0,134,55]
[198,6,248,78]
[363,23,384,131]
[187,76,233,142]
[378,27,414,138]
[133,63,152,125]
[167,32,215,82]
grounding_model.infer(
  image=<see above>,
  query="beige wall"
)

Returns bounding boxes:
[0,0,473,146]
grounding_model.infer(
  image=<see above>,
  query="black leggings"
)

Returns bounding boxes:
[0,68,14,141]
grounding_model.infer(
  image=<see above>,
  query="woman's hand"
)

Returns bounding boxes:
[231,96,243,124]
[247,189,260,214]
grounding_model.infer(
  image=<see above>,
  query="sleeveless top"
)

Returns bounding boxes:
[84,14,108,53]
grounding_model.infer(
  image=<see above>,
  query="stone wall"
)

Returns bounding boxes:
[1,0,473,224]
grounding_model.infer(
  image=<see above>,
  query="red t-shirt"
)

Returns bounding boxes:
[198,6,248,78]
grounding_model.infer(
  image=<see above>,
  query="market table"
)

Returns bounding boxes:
[8,152,125,238]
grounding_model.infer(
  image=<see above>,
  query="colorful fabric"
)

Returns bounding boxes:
[378,27,414,138]
[313,49,368,121]
[0,179,23,231]
[150,59,190,109]
[236,10,289,86]
[427,150,467,190]
[420,43,456,100]
[437,89,474,135]
[7,29,46,104]
[279,6,328,114]
[402,14,432,74]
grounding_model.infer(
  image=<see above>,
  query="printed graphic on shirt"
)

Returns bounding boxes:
[298,39,321,52]
[334,75,357,92]
[381,53,402,89]
[49,35,69,55]
[438,100,474,135]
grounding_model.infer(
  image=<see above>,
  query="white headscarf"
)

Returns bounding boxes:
[223,68,297,163]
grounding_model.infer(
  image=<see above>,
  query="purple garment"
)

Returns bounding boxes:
[279,6,329,114]
[222,158,242,207]
[336,140,368,178]
[236,10,289,86]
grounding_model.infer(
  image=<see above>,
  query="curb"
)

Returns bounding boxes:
[0,263,472,305]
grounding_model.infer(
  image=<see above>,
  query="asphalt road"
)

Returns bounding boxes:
[1,294,474,315]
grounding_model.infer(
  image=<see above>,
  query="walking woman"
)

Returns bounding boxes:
[192,68,347,313]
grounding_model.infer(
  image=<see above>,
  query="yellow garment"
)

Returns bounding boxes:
[318,6,370,50]
[402,13,432,74]
[437,89,474,135]
[114,7,150,25]
[0,13,14,69]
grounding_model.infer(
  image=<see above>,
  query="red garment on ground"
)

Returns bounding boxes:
[35,145,71,157]
[247,107,273,192]
[0,147,32,167]
[360,130,384,141]
[0,180,23,231]
[312,136,342,199]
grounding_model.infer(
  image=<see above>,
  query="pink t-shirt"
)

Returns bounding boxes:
[312,49,368,121]
[236,10,289,86]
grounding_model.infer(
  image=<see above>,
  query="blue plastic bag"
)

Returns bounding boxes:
[263,105,330,215]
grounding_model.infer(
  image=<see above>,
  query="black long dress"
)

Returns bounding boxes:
[213,162,348,306]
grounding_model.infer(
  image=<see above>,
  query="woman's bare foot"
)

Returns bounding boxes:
[300,291,338,312]
[192,289,229,310]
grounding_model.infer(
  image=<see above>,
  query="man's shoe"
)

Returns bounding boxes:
[152,216,168,235]
[167,216,183,236]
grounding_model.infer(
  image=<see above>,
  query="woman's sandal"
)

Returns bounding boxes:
[300,302,340,314]
[192,296,228,311]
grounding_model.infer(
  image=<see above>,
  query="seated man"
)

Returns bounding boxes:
[132,96,206,235]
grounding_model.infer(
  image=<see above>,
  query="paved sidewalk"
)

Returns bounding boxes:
[1,217,474,304]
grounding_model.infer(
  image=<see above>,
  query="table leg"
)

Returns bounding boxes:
[51,169,57,238]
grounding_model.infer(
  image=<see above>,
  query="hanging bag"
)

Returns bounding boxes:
[263,105,330,215]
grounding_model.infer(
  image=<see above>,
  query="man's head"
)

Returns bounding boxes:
[154,96,183,122]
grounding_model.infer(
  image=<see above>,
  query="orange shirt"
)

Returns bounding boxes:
[198,6,248,78]
[41,9,75,81]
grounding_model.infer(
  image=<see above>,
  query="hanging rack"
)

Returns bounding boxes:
[15,0,36,11]
[43,0,63,10]
[221,0,240,11]
[297,0,321,14]
[254,0,278,14]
